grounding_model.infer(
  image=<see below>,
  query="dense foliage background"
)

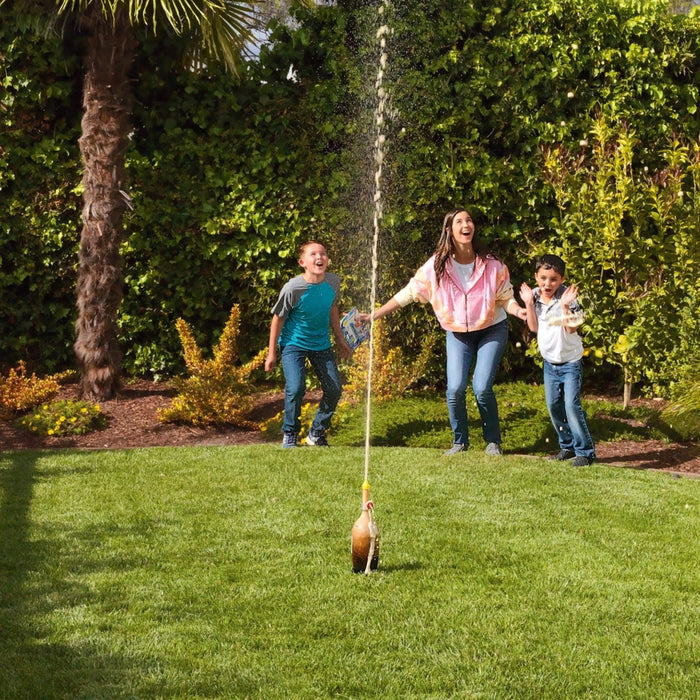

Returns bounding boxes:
[1,0,698,397]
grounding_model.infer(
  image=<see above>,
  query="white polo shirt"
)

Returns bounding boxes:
[534,286,584,364]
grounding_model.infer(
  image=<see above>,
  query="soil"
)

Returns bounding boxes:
[1,379,698,478]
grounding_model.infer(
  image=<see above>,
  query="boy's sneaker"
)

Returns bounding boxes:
[549,449,576,461]
[485,442,503,456]
[305,432,329,447]
[282,432,298,448]
[572,456,594,467]
[444,443,467,456]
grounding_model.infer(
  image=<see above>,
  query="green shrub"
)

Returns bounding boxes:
[661,381,700,441]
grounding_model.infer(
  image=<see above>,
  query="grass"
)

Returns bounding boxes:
[1,444,698,698]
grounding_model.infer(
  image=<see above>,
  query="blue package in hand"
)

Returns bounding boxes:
[341,307,370,350]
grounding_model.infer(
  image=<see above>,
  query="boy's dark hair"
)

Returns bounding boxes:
[535,254,566,276]
[299,240,326,257]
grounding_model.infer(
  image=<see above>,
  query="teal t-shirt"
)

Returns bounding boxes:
[271,273,341,351]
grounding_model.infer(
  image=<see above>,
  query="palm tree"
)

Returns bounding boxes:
[0,1,272,400]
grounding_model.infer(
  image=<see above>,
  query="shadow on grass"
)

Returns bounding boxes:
[0,450,191,698]
[339,389,687,459]
[380,417,448,447]
[0,450,87,696]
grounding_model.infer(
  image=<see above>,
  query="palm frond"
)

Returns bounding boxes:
[196,3,258,69]
[48,0,260,73]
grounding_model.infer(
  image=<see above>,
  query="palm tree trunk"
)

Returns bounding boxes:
[74,6,135,401]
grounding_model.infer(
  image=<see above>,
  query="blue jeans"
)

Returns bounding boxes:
[543,359,596,459]
[445,320,508,446]
[280,345,343,435]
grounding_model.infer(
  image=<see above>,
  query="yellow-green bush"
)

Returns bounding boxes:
[0,362,72,420]
[158,306,266,427]
[342,319,437,404]
[661,381,700,441]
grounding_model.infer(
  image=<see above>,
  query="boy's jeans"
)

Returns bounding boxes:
[445,319,508,446]
[543,359,596,459]
[280,345,343,435]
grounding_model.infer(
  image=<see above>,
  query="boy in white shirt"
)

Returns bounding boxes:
[520,255,596,466]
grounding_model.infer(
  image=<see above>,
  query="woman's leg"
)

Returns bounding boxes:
[471,319,508,445]
[445,331,474,446]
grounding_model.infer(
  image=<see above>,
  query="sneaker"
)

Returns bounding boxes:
[549,449,576,461]
[572,456,594,467]
[282,432,298,448]
[305,432,329,447]
[444,443,467,456]
[485,442,503,456]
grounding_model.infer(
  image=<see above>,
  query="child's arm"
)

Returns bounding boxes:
[265,314,284,372]
[561,284,580,334]
[519,283,538,333]
[330,305,354,361]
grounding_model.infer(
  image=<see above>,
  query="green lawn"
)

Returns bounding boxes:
[265,381,685,453]
[1,445,698,698]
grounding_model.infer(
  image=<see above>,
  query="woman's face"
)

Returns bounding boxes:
[450,211,475,245]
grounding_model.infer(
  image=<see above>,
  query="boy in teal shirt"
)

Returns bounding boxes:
[265,241,353,447]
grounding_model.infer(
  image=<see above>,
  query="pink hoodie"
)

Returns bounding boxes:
[393,255,516,332]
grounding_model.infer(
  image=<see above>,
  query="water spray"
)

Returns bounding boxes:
[350,0,391,574]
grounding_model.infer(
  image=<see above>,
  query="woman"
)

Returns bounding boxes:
[359,208,526,455]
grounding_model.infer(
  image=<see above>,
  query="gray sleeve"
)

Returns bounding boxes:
[325,273,342,303]
[271,276,308,318]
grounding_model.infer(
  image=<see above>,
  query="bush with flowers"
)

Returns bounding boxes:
[18,400,106,437]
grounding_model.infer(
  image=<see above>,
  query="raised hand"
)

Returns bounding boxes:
[561,283,579,307]
[519,282,534,305]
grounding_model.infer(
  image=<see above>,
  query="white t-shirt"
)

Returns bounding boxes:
[452,260,475,288]
[534,287,584,364]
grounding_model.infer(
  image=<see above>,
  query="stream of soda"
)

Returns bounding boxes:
[364,1,391,482]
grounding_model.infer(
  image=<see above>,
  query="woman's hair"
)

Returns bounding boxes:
[433,208,493,282]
